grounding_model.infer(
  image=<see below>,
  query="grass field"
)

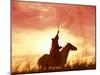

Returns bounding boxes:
[12,55,96,74]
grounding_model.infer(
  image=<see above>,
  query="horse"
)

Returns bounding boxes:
[60,43,77,67]
[37,43,77,70]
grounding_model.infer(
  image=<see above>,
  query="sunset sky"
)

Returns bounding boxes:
[12,0,96,61]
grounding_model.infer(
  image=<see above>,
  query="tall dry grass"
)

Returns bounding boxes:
[12,55,96,74]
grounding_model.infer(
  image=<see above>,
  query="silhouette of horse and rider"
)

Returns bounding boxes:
[38,30,77,70]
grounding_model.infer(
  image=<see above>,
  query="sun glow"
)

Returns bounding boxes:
[12,27,95,65]
[12,27,84,56]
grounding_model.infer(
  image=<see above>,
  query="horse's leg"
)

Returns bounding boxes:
[39,66,42,71]
[61,66,66,70]
[41,66,45,71]
[39,66,46,72]
[45,66,49,71]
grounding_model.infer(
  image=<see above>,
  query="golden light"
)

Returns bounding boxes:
[12,1,96,72]
[12,26,95,64]
[12,27,84,56]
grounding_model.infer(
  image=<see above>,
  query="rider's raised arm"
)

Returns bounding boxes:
[54,30,59,39]
[57,30,59,35]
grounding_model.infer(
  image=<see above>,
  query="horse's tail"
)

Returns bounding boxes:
[37,56,42,70]
[37,54,49,70]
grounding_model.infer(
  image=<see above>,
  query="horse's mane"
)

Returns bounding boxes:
[61,44,68,51]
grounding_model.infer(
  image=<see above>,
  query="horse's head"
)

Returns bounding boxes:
[65,43,77,51]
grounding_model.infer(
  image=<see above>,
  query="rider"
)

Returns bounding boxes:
[50,30,62,65]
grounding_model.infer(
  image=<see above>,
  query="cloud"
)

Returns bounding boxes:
[12,1,96,45]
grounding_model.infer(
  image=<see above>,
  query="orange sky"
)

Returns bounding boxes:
[12,0,96,60]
